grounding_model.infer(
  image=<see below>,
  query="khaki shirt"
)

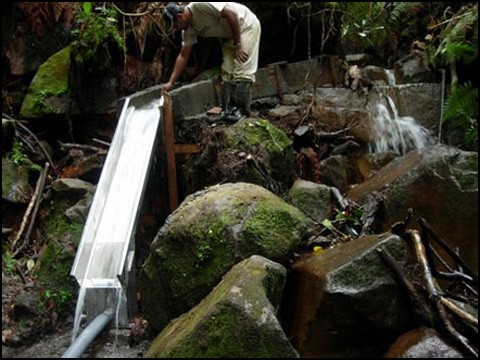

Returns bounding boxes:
[182,2,258,46]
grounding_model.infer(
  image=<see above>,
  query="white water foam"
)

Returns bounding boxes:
[368,94,434,155]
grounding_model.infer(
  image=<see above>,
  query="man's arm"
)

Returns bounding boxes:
[164,45,193,92]
[220,5,249,63]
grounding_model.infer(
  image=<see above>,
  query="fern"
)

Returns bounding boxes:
[339,2,401,56]
[388,2,421,25]
[443,82,478,148]
[433,4,478,66]
[441,42,477,64]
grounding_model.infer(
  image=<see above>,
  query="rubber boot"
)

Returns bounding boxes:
[223,81,252,123]
[237,81,252,116]
[208,82,235,123]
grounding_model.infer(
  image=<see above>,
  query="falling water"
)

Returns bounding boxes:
[72,283,86,342]
[368,93,434,155]
[385,69,396,85]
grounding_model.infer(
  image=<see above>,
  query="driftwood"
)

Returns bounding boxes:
[92,138,111,148]
[407,229,478,358]
[12,163,49,257]
[377,246,434,325]
[2,114,58,174]
[418,216,477,285]
[59,141,106,153]
[315,120,357,141]
[295,90,316,129]
[382,214,478,358]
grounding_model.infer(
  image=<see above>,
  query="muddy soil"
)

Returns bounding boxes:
[2,326,149,358]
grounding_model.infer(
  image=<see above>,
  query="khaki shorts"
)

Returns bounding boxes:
[221,17,261,83]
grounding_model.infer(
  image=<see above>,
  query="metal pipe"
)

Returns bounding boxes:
[62,309,115,358]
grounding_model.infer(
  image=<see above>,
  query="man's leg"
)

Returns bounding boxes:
[236,80,252,116]
[208,81,236,123]
[231,17,260,119]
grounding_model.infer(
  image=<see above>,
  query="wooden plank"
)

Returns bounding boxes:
[162,92,178,212]
[174,144,201,154]
[159,143,201,155]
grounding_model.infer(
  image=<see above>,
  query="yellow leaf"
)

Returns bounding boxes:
[27,259,35,271]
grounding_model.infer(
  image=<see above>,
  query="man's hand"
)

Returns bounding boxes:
[164,82,174,92]
[235,48,249,63]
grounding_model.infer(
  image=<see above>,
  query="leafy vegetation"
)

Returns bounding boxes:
[407,3,478,150]
[11,140,27,165]
[433,4,478,150]
[336,2,478,149]
[70,2,124,65]
[443,82,478,149]
[2,252,16,275]
[339,2,396,58]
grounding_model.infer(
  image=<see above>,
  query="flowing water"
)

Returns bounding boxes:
[368,92,434,155]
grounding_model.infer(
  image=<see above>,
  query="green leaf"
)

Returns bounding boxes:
[322,219,335,230]
[82,2,92,15]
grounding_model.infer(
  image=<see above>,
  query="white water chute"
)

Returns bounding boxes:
[70,92,164,339]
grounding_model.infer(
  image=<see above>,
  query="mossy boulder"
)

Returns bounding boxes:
[140,182,307,332]
[146,255,299,358]
[20,46,70,118]
[184,118,295,195]
[288,179,333,224]
[224,118,294,191]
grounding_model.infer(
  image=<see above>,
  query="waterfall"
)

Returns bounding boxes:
[368,93,434,155]
[385,69,396,85]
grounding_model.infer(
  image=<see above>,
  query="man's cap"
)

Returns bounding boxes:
[163,3,185,31]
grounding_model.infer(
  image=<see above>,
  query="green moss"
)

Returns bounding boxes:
[20,46,70,118]
[290,187,314,209]
[192,305,281,358]
[147,258,294,358]
[153,306,246,358]
[36,237,77,312]
[160,213,238,310]
[242,201,305,262]
[233,119,291,152]
[141,184,308,332]
[225,119,294,184]
[35,197,83,314]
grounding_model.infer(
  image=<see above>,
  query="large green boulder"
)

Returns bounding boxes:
[20,46,70,118]
[146,255,299,358]
[140,182,307,332]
